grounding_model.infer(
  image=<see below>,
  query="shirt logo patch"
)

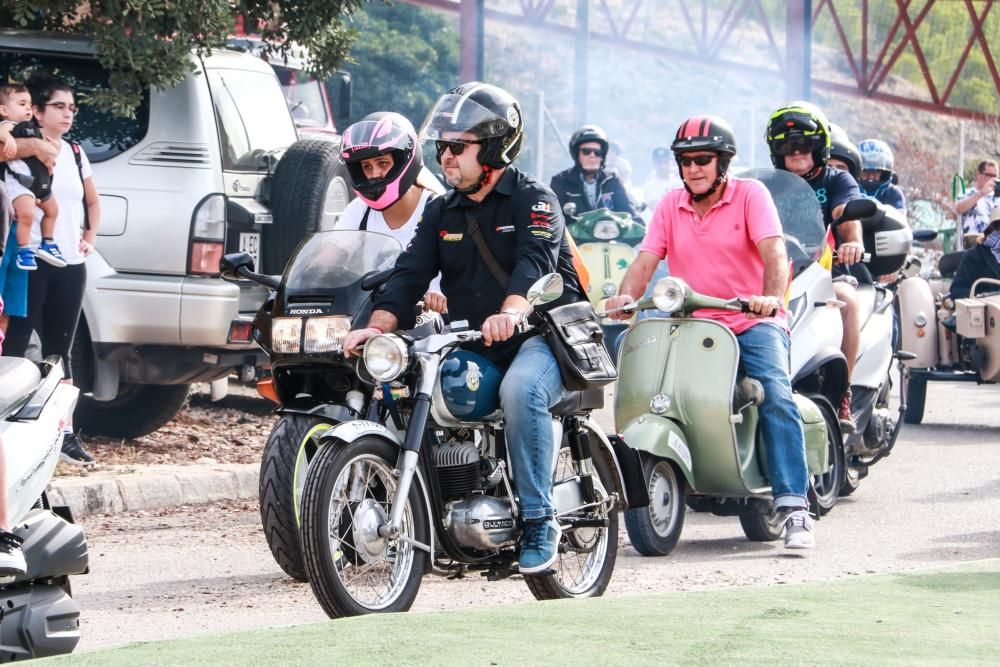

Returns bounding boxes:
[531,201,553,213]
[530,229,553,239]
[440,232,464,242]
[496,225,516,233]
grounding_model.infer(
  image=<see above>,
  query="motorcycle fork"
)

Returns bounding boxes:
[565,417,598,503]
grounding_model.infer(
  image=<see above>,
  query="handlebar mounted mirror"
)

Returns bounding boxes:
[220,252,255,280]
[526,273,564,306]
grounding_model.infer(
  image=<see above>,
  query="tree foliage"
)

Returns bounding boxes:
[1,0,364,117]
[340,2,459,129]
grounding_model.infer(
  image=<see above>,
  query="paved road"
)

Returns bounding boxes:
[73,378,1000,652]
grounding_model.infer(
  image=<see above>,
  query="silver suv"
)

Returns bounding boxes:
[0,30,345,437]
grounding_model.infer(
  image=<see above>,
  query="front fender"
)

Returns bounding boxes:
[317,421,435,560]
[582,418,648,509]
[277,397,354,424]
[619,415,694,489]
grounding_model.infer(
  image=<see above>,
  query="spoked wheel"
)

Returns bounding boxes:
[524,437,619,600]
[624,453,686,556]
[811,401,845,516]
[259,415,335,581]
[738,505,785,542]
[300,437,428,618]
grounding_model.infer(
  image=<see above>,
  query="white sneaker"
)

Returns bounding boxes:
[783,509,815,550]
[0,531,26,575]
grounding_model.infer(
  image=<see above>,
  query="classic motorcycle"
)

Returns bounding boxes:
[610,277,835,555]
[0,356,89,659]
[898,239,1000,424]
[298,275,645,617]
[221,230,406,581]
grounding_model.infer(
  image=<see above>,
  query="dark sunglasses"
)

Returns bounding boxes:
[579,147,604,157]
[775,137,819,156]
[678,154,717,168]
[435,139,483,158]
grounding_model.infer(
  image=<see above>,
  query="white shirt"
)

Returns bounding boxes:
[337,188,441,292]
[960,186,998,235]
[4,139,91,265]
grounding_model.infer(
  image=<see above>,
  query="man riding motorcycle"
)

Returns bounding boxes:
[858,138,906,212]
[605,115,815,551]
[342,82,587,574]
[767,102,866,432]
[549,124,641,221]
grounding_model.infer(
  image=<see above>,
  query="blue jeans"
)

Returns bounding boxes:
[735,323,809,510]
[499,335,566,520]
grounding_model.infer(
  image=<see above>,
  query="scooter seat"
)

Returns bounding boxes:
[0,358,41,417]
[550,387,605,415]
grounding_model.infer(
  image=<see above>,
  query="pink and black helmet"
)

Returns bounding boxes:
[340,112,422,210]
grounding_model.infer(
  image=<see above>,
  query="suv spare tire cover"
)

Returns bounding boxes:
[264,139,354,274]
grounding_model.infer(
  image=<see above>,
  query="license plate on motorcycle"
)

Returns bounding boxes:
[239,232,260,268]
[374,385,410,400]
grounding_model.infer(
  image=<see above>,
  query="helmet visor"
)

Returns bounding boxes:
[341,118,414,162]
[774,135,824,156]
[419,93,513,142]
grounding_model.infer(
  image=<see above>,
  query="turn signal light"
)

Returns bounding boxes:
[190,241,224,275]
[256,377,279,404]
[228,321,253,344]
[916,328,926,338]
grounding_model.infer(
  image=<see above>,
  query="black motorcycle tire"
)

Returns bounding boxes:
[623,453,686,556]
[524,437,619,600]
[903,373,927,424]
[811,400,844,516]
[301,436,428,618]
[738,506,785,542]
[259,414,336,582]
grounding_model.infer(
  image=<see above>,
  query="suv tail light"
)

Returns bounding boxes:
[188,194,227,275]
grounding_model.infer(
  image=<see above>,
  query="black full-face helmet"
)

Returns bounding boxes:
[828,123,862,182]
[670,115,738,201]
[420,82,524,170]
[569,124,609,168]
[766,101,832,176]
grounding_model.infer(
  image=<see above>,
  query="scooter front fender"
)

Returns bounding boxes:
[897,276,938,368]
[620,416,694,489]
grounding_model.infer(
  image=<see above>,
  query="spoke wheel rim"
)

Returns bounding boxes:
[326,453,415,610]
[551,449,610,594]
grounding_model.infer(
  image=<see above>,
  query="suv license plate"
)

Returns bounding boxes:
[239,232,260,269]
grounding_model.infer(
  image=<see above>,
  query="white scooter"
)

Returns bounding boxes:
[0,356,89,660]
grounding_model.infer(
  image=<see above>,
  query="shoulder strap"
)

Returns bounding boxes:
[462,207,509,287]
[70,141,90,231]
[359,206,372,231]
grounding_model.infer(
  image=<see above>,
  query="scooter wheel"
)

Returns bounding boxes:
[624,454,686,557]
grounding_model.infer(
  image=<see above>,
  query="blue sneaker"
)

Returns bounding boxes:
[15,248,37,271]
[36,241,67,268]
[518,517,561,574]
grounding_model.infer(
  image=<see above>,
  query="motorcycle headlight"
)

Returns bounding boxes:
[593,220,620,240]
[652,278,687,312]
[271,317,302,353]
[303,316,352,354]
[363,334,409,382]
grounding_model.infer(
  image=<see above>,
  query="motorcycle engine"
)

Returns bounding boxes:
[444,495,517,550]
[434,439,482,499]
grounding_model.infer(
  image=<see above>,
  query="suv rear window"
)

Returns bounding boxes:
[0,51,150,163]
[207,68,297,172]
[273,66,329,130]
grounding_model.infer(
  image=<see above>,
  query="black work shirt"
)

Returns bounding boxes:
[375,167,585,358]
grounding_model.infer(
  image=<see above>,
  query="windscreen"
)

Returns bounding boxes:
[740,168,826,258]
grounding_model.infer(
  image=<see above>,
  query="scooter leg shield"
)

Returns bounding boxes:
[794,395,830,475]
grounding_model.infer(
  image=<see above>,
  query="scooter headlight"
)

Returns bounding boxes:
[652,278,687,312]
[303,316,352,354]
[271,317,302,353]
[363,334,409,382]
[593,220,620,240]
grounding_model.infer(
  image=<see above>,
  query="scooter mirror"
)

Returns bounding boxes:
[841,198,878,222]
[220,252,255,279]
[563,202,577,217]
[527,273,564,305]
[912,229,938,242]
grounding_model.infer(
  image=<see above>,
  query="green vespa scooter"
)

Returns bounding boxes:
[607,278,835,556]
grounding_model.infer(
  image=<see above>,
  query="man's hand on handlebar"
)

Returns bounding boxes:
[603,295,636,321]
[481,312,519,346]
[837,241,865,265]
[343,328,383,358]
[423,291,448,313]
[746,295,780,318]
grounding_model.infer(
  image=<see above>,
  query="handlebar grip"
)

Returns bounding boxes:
[737,298,778,317]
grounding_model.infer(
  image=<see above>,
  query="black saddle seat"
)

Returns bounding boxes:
[550,387,605,415]
[0,357,41,417]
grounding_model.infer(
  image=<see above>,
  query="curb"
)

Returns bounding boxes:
[45,463,259,519]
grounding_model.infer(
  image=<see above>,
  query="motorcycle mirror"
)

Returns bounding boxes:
[527,273,564,305]
[220,252,255,280]
[841,198,878,222]
[912,228,938,242]
[563,202,577,217]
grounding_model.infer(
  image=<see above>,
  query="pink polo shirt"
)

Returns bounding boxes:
[640,177,787,335]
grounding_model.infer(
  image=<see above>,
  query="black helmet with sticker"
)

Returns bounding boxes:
[420,82,524,169]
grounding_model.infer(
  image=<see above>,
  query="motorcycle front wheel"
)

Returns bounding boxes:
[524,437,619,600]
[300,436,428,618]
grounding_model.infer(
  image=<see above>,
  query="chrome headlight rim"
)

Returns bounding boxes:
[363,334,410,383]
[303,315,353,354]
[651,277,687,313]
[592,220,621,240]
